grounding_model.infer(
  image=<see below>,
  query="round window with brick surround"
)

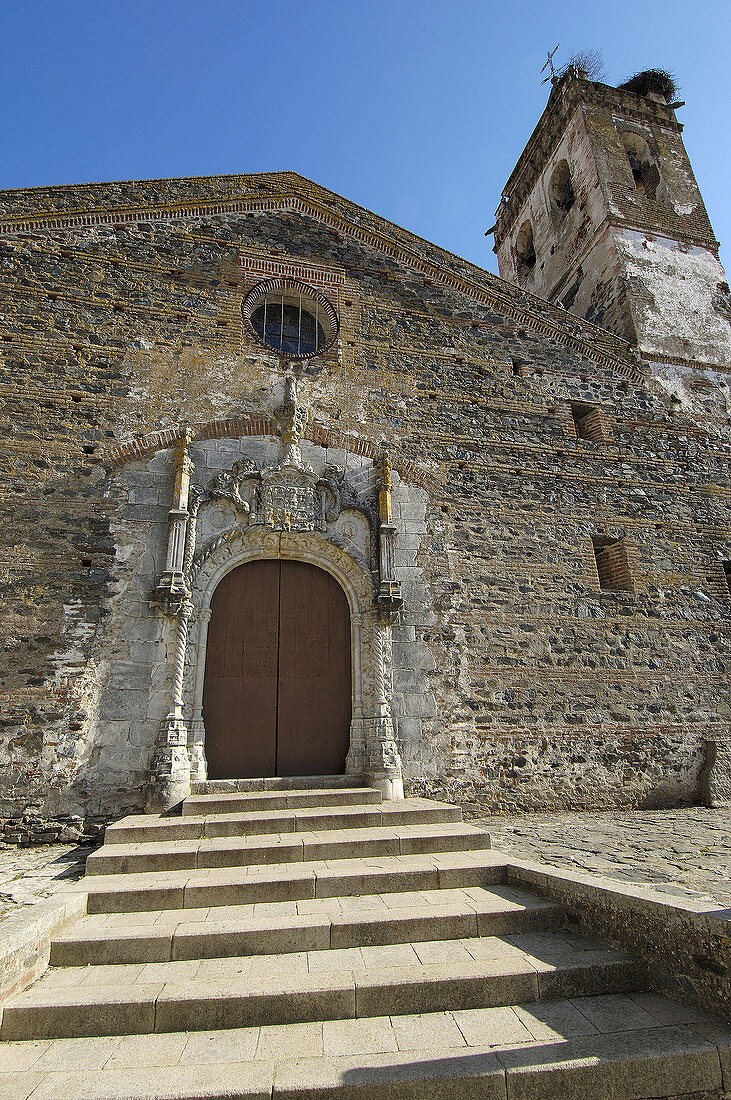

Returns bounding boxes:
[242,279,339,359]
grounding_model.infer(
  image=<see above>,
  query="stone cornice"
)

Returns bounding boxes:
[0,173,643,383]
[638,350,731,375]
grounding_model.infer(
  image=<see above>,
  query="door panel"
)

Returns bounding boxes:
[277,561,351,776]
[203,559,279,780]
[202,559,351,779]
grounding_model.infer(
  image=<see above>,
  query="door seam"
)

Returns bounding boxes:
[274,558,282,776]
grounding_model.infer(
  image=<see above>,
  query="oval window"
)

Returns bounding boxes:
[243,279,339,358]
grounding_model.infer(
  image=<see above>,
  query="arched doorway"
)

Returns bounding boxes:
[202,559,352,779]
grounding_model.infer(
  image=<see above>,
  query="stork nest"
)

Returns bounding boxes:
[618,69,679,103]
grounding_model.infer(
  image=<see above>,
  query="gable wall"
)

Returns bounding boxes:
[0,197,729,821]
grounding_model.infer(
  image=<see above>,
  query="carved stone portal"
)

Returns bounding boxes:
[150,377,405,807]
[185,530,404,801]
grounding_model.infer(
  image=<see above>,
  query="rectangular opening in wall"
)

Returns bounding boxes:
[592,536,633,592]
[570,402,607,443]
[724,560,731,597]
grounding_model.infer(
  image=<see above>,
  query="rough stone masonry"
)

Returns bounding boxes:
[0,67,729,827]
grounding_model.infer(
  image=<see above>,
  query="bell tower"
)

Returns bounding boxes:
[493,68,731,373]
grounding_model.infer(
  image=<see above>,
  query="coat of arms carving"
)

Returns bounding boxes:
[259,464,319,531]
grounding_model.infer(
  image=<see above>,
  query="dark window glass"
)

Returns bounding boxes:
[251,302,326,356]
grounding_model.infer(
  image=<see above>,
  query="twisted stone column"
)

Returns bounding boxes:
[368,615,404,801]
[171,603,191,714]
[149,598,194,811]
[149,431,197,811]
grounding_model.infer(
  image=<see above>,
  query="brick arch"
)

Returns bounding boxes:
[102,418,431,488]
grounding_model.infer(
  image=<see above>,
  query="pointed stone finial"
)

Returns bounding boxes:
[379,451,393,524]
[173,427,193,507]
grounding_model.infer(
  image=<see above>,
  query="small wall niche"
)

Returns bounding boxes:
[619,132,662,202]
[570,402,608,443]
[592,537,633,592]
[515,221,537,276]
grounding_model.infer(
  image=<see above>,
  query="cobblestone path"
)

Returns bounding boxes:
[0,844,91,927]
[478,807,731,909]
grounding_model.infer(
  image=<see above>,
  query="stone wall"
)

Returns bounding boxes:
[0,173,729,817]
[614,229,731,368]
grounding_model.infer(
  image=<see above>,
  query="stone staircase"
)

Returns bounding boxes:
[1,781,729,1099]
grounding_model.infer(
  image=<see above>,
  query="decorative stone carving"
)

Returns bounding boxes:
[319,471,342,524]
[377,452,403,622]
[258,463,319,530]
[275,374,310,468]
[210,459,258,515]
[190,526,281,582]
[149,431,196,809]
[335,510,370,557]
[148,595,194,812]
[153,429,193,616]
[198,378,378,541]
[150,377,407,805]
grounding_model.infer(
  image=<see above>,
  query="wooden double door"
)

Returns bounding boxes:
[202,560,352,779]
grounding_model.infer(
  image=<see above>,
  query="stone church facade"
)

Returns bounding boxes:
[1,69,729,825]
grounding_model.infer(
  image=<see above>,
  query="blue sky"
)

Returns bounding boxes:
[2,1,729,274]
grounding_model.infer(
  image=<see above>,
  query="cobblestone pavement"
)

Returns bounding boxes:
[0,844,92,927]
[477,807,731,910]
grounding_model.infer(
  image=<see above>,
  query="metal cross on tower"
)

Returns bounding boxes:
[540,44,560,85]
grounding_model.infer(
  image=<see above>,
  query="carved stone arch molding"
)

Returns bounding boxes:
[183,527,404,800]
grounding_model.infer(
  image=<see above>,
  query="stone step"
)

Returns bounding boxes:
[105,798,458,845]
[182,784,382,816]
[85,823,492,877]
[50,885,563,966]
[84,851,509,914]
[6,789,728,1099]
[0,930,643,1040]
[2,992,729,1100]
[190,774,369,796]
[1,996,728,1100]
